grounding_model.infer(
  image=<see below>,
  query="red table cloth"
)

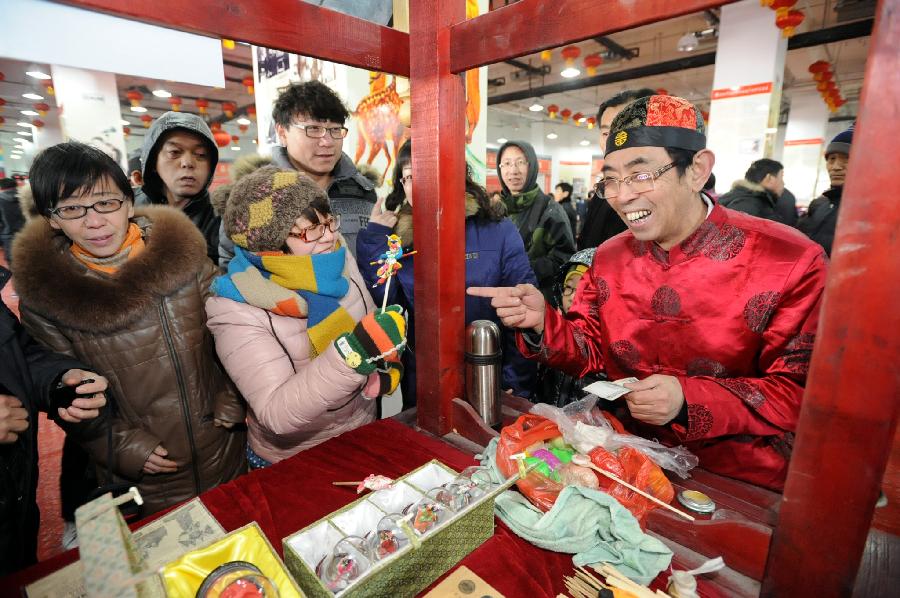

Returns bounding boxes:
[2,418,726,597]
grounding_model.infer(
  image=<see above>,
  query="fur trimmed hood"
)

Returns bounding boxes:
[729,179,768,194]
[12,206,210,333]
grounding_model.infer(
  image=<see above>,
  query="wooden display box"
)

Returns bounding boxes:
[282,460,516,597]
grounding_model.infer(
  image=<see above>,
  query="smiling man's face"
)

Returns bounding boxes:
[155,130,211,208]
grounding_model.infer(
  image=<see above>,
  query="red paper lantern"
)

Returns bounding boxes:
[775,8,804,38]
[238,123,249,134]
[247,106,257,120]
[231,135,239,144]
[572,112,584,126]
[585,116,596,129]
[540,50,552,62]
[0,116,5,125]
[547,104,559,119]
[45,83,55,96]
[213,131,231,147]
[0,98,6,112]
[140,114,153,128]
[560,108,572,122]
[583,54,603,76]
[32,119,45,129]
[168,96,183,112]
[195,98,209,115]
[123,126,131,137]
[222,101,237,118]
[210,122,222,132]
[242,76,254,95]
[126,90,143,107]
[0,72,4,81]
[222,39,235,50]
[813,70,833,83]
[808,60,830,75]
[560,45,581,67]
[769,0,797,10]
[34,102,50,116]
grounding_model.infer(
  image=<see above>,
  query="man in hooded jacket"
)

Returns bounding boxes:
[136,112,221,263]
[497,140,575,302]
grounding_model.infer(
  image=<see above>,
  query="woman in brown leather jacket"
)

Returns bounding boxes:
[12,142,246,515]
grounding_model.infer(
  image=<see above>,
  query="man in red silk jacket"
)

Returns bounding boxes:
[469,95,827,491]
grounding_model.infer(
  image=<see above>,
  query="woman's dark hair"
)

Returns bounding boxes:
[555,182,573,199]
[29,142,134,216]
[272,80,350,126]
[384,140,503,221]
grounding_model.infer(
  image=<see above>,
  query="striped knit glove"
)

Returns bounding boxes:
[335,305,407,396]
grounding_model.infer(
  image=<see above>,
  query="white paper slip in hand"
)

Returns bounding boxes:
[583,377,640,401]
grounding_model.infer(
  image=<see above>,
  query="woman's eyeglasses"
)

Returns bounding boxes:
[49,198,126,220]
[288,215,341,243]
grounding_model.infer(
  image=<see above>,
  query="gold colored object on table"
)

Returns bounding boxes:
[676,490,716,514]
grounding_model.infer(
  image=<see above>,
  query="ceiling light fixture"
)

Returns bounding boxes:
[23,93,44,100]
[26,70,52,80]
[236,117,252,125]
[497,137,508,144]
[579,139,591,146]
[560,67,581,78]
[231,146,241,151]
[13,137,27,143]
[20,110,39,116]
[120,119,130,126]
[546,132,558,140]
[17,122,33,127]
[10,155,22,160]
[152,89,172,98]
[677,33,699,53]
[130,106,148,113]
[18,131,32,136]
[528,101,544,112]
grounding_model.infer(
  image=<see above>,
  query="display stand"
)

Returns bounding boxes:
[53,1,900,595]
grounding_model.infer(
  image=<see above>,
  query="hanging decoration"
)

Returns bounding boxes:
[34,102,50,117]
[195,98,210,115]
[168,96,183,112]
[540,50,552,62]
[0,116,5,126]
[547,104,559,119]
[560,108,572,122]
[560,46,581,68]
[213,130,231,147]
[247,106,257,121]
[45,81,54,96]
[572,112,584,126]
[583,53,603,76]
[0,72,4,81]
[0,98,6,113]
[32,119,45,129]
[123,126,131,137]
[238,123,249,134]
[242,75,255,95]
[808,61,845,113]
[126,90,144,108]
[231,134,240,144]
[222,39,236,50]
[585,116,596,129]
[774,8,804,37]
[222,101,237,118]
[140,114,153,128]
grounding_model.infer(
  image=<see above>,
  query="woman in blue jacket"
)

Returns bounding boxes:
[357,141,537,409]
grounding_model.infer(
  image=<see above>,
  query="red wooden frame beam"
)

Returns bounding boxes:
[449,0,733,73]
[762,0,900,594]
[55,0,410,77]
[409,0,467,435]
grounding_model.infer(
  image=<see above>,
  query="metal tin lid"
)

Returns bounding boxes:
[465,320,501,355]
[677,490,716,514]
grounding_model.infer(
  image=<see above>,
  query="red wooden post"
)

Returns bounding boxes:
[448,0,732,72]
[56,0,410,76]
[409,0,467,435]
[762,0,900,594]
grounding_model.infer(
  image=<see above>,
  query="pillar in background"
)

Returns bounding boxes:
[781,90,830,207]
[706,0,787,190]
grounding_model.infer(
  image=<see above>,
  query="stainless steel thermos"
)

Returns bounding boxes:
[464,320,502,428]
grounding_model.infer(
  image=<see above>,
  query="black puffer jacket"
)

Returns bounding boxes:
[137,112,221,264]
[0,267,86,575]
[798,186,841,256]
[719,180,788,225]
[578,195,627,250]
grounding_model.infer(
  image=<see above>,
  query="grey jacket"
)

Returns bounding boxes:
[217,147,376,267]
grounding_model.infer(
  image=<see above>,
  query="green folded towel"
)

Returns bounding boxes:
[478,438,673,585]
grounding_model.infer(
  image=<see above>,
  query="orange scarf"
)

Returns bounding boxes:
[70,222,145,274]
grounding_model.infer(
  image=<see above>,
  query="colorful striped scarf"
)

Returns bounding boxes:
[212,245,356,358]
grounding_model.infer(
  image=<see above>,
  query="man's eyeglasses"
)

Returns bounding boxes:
[288,215,341,243]
[594,162,676,199]
[49,198,126,220]
[498,159,527,171]
[290,123,349,139]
